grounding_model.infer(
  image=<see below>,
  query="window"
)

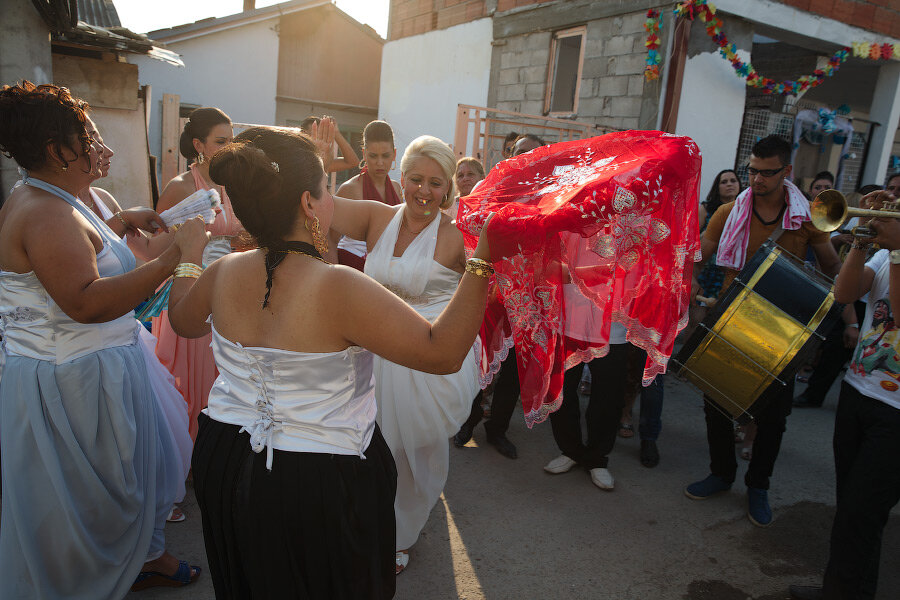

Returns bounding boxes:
[545,26,586,115]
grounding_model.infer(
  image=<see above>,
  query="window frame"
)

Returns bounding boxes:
[544,25,587,117]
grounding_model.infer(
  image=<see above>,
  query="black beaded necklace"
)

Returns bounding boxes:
[752,204,786,227]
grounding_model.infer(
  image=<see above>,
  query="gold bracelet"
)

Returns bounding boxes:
[465,258,494,278]
[173,262,203,279]
[114,211,128,228]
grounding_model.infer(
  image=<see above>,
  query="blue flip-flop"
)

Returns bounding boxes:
[131,560,201,591]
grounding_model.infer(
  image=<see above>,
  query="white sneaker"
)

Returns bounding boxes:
[543,454,577,474]
[589,467,615,490]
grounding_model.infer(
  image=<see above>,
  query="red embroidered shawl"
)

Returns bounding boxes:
[458,130,701,426]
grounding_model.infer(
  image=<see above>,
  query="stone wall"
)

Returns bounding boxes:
[489,8,658,131]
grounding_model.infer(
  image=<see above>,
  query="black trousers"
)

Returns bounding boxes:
[703,378,793,490]
[460,349,520,437]
[823,383,900,600]
[549,345,628,469]
[805,302,867,404]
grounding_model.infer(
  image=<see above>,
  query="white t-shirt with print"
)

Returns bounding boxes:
[844,249,900,410]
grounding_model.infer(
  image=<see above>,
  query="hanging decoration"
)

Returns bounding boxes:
[852,41,900,60]
[644,9,663,81]
[649,0,900,96]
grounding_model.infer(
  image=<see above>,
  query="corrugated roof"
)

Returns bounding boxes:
[76,0,121,28]
[30,0,183,66]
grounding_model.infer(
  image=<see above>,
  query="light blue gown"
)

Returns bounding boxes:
[0,176,179,599]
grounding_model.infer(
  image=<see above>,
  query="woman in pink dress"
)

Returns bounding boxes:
[154,107,244,440]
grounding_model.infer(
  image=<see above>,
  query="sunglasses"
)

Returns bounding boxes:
[747,166,785,178]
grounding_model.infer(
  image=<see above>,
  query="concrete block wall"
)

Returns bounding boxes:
[490,9,653,131]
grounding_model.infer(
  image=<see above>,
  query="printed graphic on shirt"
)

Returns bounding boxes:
[849,298,900,392]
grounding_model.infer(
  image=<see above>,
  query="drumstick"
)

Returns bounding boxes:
[695,295,717,307]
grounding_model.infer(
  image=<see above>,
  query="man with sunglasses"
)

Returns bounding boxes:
[684,135,842,527]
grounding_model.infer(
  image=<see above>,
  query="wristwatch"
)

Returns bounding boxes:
[890,249,900,265]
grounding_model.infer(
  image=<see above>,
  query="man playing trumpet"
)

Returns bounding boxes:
[790,186,900,600]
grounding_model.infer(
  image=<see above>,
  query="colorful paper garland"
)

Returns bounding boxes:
[644,9,663,81]
[652,0,900,95]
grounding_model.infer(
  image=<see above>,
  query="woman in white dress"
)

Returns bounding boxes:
[165,126,496,598]
[0,81,202,597]
[331,135,479,572]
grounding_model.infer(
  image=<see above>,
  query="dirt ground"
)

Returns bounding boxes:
[130,374,899,600]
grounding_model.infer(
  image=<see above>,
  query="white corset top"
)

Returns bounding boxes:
[206,324,377,469]
[0,247,136,364]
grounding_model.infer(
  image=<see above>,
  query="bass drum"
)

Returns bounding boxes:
[672,240,843,423]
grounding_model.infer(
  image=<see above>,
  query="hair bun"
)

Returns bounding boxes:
[209,143,281,201]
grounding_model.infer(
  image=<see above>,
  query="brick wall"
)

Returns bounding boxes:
[389,0,900,41]
[389,0,489,40]
[780,0,900,38]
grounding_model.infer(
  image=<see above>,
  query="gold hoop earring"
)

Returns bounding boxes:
[358,159,366,170]
[305,216,329,256]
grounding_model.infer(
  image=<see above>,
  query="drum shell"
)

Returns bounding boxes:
[672,240,843,423]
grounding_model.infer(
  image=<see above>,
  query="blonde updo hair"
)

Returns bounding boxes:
[400,135,456,210]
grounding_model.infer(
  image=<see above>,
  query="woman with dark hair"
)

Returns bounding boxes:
[77,124,193,525]
[502,130,520,159]
[153,106,245,440]
[334,120,403,270]
[0,81,203,597]
[695,169,741,300]
[166,126,495,598]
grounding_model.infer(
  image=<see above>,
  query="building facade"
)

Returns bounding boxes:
[382,0,900,196]
[130,0,383,189]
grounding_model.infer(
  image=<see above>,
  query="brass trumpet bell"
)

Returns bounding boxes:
[810,189,900,233]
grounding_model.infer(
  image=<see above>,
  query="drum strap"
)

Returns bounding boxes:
[767,220,786,244]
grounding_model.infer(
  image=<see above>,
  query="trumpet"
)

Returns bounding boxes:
[810,189,900,238]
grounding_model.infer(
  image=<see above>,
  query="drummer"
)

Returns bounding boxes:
[684,135,844,527]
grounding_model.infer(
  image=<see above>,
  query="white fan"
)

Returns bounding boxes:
[158,189,222,227]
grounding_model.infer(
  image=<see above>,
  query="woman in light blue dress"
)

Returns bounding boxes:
[0,81,202,597]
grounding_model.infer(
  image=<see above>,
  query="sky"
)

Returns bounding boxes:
[115,0,389,37]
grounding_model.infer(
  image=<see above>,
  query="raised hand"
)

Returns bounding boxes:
[310,117,336,171]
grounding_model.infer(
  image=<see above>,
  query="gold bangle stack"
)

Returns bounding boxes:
[174,262,203,279]
[114,211,128,228]
[465,258,494,279]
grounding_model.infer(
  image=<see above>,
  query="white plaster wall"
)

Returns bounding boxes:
[129,19,279,175]
[675,49,751,202]
[379,18,493,181]
[717,0,900,46]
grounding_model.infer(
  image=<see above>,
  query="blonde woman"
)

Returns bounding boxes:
[330,135,479,573]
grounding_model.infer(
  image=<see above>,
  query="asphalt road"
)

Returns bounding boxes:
[131,374,899,600]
